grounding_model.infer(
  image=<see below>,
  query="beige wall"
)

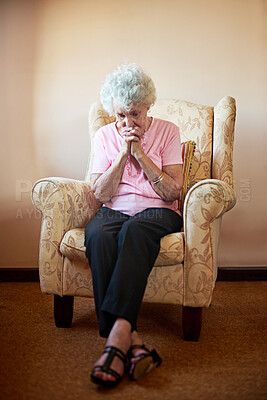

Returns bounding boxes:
[0,0,266,268]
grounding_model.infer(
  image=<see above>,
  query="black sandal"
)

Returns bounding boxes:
[91,346,127,388]
[128,344,162,380]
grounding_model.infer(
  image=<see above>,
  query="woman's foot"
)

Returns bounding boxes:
[91,318,132,385]
[128,331,162,379]
[129,331,149,373]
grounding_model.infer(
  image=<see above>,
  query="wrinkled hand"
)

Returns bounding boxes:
[121,127,144,158]
[130,137,143,158]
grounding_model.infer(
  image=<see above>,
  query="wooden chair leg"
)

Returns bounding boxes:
[54,295,74,328]
[182,306,202,341]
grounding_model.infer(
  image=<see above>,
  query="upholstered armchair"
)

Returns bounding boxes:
[31,96,236,341]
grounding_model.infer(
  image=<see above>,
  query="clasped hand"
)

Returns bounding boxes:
[121,127,144,157]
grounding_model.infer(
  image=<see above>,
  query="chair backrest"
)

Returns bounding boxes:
[86,97,236,190]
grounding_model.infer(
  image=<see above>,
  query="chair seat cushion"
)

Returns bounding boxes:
[60,228,184,266]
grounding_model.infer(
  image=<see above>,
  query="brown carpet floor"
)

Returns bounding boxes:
[0,281,266,400]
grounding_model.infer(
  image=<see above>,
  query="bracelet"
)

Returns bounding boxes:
[153,172,165,185]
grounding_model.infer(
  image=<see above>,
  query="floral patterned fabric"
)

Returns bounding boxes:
[183,179,236,307]
[32,96,236,308]
[31,178,101,294]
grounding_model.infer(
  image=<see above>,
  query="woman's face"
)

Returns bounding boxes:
[113,100,149,133]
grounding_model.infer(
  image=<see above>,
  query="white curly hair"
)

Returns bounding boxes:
[100,63,157,116]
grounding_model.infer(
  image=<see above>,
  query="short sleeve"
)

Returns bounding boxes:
[162,126,183,166]
[91,130,111,174]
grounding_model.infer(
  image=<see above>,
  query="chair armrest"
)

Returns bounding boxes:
[31,177,101,294]
[183,179,236,307]
[184,179,236,223]
[31,177,101,230]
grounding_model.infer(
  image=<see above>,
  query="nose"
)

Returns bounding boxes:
[124,116,134,128]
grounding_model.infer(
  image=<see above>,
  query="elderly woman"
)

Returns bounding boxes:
[84,63,183,387]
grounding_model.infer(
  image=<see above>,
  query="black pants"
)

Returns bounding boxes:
[84,207,183,338]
